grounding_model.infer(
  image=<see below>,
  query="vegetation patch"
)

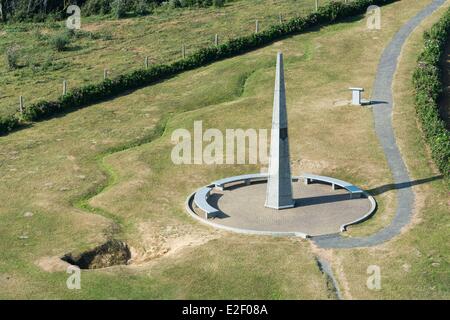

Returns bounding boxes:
[413,8,450,176]
[0,0,224,22]
[0,0,395,135]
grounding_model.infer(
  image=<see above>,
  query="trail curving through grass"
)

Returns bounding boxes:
[313,0,447,249]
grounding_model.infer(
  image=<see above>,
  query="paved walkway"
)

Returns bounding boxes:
[313,0,447,249]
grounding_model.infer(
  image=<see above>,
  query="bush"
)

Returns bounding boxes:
[0,114,19,135]
[111,0,129,18]
[5,45,20,70]
[49,33,71,51]
[134,0,153,15]
[169,0,181,9]
[83,0,113,15]
[0,0,397,135]
[213,0,225,8]
[412,8,450,176]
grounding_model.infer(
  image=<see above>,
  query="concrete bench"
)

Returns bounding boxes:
[213,173,268,191]
[193,187,219,219]
[213,173,299,191]
[302,173,364,199]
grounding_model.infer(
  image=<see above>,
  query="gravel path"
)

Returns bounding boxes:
[313,0,446,249]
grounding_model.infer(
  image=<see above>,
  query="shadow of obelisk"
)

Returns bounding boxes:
[265,52,295,210]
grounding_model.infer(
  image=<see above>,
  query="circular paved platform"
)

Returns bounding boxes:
[187,180,375,237]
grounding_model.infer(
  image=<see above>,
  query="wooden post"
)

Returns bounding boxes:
[182,44,186,59]
[279,13,283,24]
[103,69,108,80]
[214,34,219,46]
[145,56,149,69]
[19,96,24,114]
[315,0,319,11]
[62,80,67,95]
[255,20,259,33]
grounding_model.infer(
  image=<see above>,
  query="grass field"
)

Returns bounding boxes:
[0,0,448,299]
[332,2,450,299]
[0,0,341,117]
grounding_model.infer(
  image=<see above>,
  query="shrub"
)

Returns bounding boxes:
[412,8,450,176]
[111,0,130,18]
[5,45,20,70]
[49,33,71,51]
[83,0,113,15]
[169,0,181,9]
[213,0,225,8]
[134,0,153,15]
[0,114,19,135]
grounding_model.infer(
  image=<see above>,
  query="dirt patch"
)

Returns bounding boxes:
[333,99,351,107]
[292,158,335,173]
[62,239,131,269]
[128,222,221,265]
[37,256,71,272]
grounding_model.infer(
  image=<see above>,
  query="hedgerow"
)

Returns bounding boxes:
[0,115,20,135]
[412,8,450,176]
[0,0,395,135]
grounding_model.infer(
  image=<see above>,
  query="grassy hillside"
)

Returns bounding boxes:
[0,0,447,299]
[333,2,450,299]
[0,0,338,117]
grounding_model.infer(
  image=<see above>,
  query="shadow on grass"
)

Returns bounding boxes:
[367,175,443,196]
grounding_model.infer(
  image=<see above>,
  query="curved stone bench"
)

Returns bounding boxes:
[193,186,219,219]
[213,173,298,191]
[302,173,364,199]
[213,173,268,191]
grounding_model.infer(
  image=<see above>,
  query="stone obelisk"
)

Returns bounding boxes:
[265,52,294,210]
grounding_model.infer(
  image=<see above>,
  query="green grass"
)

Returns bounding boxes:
[0,0,341,117]
[0,0,447,299]
[334,2,450,299]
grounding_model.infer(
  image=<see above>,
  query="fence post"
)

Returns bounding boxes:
[145,56,149,69]
[315,0,319,12]
[279,13,283,24]
[182,44,186,59]
[214,34,219,46]
[62,80,67,95]
[19,96,24,114]
[255,19,259,33]
[103,69,108,80]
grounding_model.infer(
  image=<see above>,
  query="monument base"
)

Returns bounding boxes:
[186,175,376,238]
[264,203,295,210]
